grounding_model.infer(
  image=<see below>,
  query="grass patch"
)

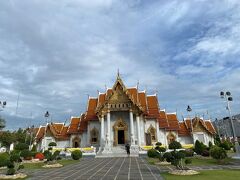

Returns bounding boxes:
[147,158,158,165]
[162,170,240,180]
[188,157,232,166]
[23,159,80,170]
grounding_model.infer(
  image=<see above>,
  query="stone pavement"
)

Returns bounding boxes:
[27,157,164,180]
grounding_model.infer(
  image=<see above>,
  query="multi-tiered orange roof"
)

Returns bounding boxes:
[35,75,216,141]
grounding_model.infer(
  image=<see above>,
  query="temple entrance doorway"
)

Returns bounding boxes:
[113,118,128,146]
[118,130,125,144]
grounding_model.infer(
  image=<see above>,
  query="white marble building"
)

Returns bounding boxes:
[35,74,216,154]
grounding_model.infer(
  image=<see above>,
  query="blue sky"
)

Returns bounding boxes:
[1,0,240,130]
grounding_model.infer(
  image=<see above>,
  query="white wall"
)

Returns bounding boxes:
[178,136,193,144]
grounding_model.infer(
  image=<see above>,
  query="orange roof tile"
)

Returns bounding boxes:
[178,122,190,136]
[166,113,180,130]
[97,93,106,108]
[67,117,81,134]
[146,95,159,119]
[127,88,138,104]
[85,98,98,121]
[159,110,169,128]
[138,92,147,113]
[35,126,46,141]
[205,120,216,134]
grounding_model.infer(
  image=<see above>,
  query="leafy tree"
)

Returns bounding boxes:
[214,135,221,146]
[169,141,182,150]
[220,141,231,150]
[147,149,158,158]
[209,141,213,148]
[210,146,227,163]
[0,117,6,130]
[0,131,15,148]
[155,142,166,162]
[194,140,207,155]
[163,150,190,170]
[14,143,29,151]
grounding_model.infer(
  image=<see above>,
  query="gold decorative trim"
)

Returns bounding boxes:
[113,118,128,146]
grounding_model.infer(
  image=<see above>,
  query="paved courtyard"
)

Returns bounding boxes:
[28,157,164,180]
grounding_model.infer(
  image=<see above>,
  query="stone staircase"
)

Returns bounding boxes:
[96,145,139,158]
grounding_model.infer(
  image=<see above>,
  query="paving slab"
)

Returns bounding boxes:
[27,157,163,180]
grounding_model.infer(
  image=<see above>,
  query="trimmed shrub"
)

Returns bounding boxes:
[6,168,15,175]
[184,149,194,157]
[210,146,227,162]
[201,150,210,157]
[71,150,82,160]
[20,150,32,160]
[194,140,207,155]
[48,142,57,147]
[169,141,182,150]
[5,160,14,168]
[0,153,10,167]
[220,141,231,150]
[209,141,213,148]
[10,153,21,163]
[163,152,173,162]
[185,158,192,165]
[14,143,29,151]
[163,151,186,169]
[43,150,50,157]
[155,142,162,146]
[35,153,45,160]
[18,164,24,171]
[147,149,158,158]
[31,145,37,152]
[155,146,166,153]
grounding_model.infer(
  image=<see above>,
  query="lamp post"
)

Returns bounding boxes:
[186,105,193,131]
[220,91,240,158]
[44,111,50,151]
[187,105,194,144]
[0,101,7,109]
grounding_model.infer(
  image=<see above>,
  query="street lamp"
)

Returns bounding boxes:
[220,91,240,158]
[186,105,193,132]
[0,101,7,110]
[44,111,50,151]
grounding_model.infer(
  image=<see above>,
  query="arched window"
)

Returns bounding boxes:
[147,125,156,144]
[72,136,81,148]
[90,127,99,144]
[167,132,176,145]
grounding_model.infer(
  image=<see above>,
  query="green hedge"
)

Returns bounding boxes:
[71,150,82,160]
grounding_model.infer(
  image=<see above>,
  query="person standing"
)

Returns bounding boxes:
[125,143,130,156]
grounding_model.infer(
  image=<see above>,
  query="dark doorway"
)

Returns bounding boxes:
[118,130,125,144]
[146,133,152,146]
[74,142,79,148]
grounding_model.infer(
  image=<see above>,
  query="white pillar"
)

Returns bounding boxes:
[136,114,141,146]
[156,120,160,143]
[101,114,105,146]
[107,110,111,142]
[130,109,135,145]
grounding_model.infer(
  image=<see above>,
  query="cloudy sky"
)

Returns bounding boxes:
[1,0,240,130]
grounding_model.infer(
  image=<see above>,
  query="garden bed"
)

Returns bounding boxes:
[169,170,199,176]
[42,163,63,168]
[0,173,27,179]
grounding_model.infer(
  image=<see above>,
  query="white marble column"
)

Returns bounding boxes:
[136,114,141,146]
[130,109,135,145]
[100,114,105,146]
[156,120,160,142]
[107,110,111,143]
